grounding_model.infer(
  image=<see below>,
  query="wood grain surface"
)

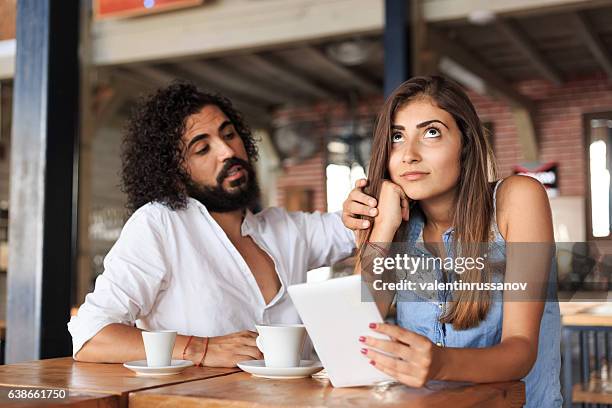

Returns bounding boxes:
[129,372,526,408]
[572,379,612,404]
[560,302,612,327]
[0,357,238,407]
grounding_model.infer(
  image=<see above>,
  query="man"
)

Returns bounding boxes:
[68,82,355,367]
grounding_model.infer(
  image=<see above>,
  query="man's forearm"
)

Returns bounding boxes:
[436,336,536,383]
[74,323,200,364]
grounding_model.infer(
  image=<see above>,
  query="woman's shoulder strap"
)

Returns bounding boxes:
[492,178,506,234]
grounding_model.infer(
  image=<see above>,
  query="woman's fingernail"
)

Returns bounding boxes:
[369,208,377,216]
[370,200,376,206]
[369,360,376,366]
[358,336,365,342]
[360,348,368,354]
[362,221,369,228]
[369,323,377,329]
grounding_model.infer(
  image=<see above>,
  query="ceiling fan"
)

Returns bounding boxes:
[271,120,319,165]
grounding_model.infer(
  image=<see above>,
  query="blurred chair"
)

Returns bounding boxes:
[562,318,612,407]
[564,243,598,291]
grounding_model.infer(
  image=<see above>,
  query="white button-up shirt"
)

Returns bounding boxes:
[67,198,355,356]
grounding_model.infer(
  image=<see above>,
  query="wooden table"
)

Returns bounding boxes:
[129,372,525,408]
[0,357,238,407]
[0,358,525,407]
[560,302,612,327]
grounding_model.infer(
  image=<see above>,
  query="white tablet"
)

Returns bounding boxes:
[288,274,394,387]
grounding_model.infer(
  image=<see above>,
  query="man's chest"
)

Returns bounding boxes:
[231,236,281,304]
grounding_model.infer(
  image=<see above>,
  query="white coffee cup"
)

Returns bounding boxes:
[255,324,306,368]
[142,330,177,367]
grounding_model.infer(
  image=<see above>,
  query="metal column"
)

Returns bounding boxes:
[6,0,80,362]
[384,0,412,97]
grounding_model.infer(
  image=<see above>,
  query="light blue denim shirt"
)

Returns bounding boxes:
[395,180,562,408]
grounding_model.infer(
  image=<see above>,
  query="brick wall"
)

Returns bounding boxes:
[276,154,327,211]
[0,0,16,41]
[471,73,612,197]
[274,74,612,204]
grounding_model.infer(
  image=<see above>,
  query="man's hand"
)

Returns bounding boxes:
[191,330,263,367]
[342,179,378,231]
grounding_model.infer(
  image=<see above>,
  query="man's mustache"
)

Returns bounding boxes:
[216,157,252,185]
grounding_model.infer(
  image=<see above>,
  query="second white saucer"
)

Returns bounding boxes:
[237,359,323,379]
[123,359,194,376]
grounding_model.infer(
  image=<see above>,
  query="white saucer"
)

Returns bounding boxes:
[123,359,194,376]
[237,360,323,379]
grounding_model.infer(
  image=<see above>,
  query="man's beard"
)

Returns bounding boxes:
[186,157,260,213]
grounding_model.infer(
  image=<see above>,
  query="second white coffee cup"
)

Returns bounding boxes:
[255,324,306,368]
[142,330,177,367]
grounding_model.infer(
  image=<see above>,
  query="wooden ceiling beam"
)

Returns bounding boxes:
[117,66,270,128]
[131,65,175,87]
[424,0,609,23]
[571,11,612,78]
[496,18,562,85]
[91,0,383,66]
[300,47,380,95]
[428,29,536,112]
[111,67,161,95]
[181,61,290,105]
[236,54,332,100]
[164,65,272,126]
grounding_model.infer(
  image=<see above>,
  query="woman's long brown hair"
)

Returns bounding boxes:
[357,76,498,330]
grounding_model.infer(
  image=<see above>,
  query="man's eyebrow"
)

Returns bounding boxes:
[186,121,234,150]
[187,133,208,150]
[218,120,232,131]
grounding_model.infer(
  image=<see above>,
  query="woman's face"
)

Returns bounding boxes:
[388,97,462,201]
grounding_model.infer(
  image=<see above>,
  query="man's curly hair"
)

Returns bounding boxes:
[121,81,258,212]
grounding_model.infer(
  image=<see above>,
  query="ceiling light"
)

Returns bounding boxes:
[326,39,373,66]
[467,10,496,25]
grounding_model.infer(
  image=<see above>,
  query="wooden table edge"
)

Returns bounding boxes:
[128,372,526,408]
[562,313,612,327]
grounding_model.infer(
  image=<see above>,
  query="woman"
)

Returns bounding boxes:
[342,76,561,407]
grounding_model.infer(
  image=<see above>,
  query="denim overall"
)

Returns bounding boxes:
[395,179,562,407]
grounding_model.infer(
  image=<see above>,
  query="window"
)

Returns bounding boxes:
[585,112,612,240]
